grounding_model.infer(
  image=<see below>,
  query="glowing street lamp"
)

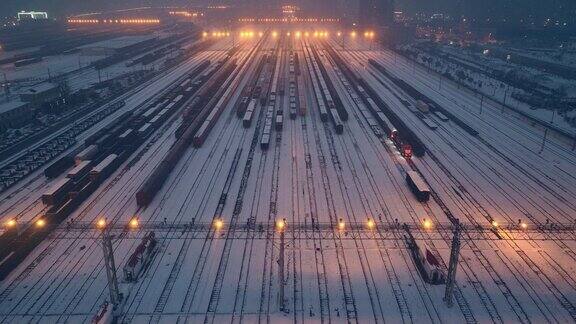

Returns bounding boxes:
[96,218,107,229]
[491,220,499,228]
[276,218,286,232]
[214,218,224,230]
[422,218,433,230]
[4,218,17,229]
[129,217,139,229]
[338,218,346,231]
[366,218,375,230]
[36,218,46,228]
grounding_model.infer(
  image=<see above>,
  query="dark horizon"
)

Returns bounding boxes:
[2,0,575,22]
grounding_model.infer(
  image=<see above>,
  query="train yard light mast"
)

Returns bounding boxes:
[276,218,287,312]
[444,219,462,307]
[97,218,122,310]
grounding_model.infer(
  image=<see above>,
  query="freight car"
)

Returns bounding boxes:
[275,114,284,131]
[74,145,99,165]
[123,231,157,282]
[329,108,344,134]
[260,133,271,150]
[408,240,445,284]
[406,171,430,202]
[137,123,153,139]
[66,160,92,181]
[43,147,81,178]
[416,100,430,113]
[41,178,73,206]
[89,154,119,180]
[434,111,450,122]
[236,96,250,117]
[243,99,257,128]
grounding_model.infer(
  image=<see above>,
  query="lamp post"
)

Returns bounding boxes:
[97,218,121,309]
[276,218,286,312]
[444,219,461,307]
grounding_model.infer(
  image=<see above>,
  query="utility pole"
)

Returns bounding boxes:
[444,219,461,308]
[277,218,286,312]
[99,220,121,310]
[539,128,549,154]
[439,74,443,90]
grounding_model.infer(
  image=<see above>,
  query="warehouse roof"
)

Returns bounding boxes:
[78,35,155,50]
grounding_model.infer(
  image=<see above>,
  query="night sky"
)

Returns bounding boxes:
[1,0,575,21]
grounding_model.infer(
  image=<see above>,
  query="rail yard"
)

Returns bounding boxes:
[0,27,575,323]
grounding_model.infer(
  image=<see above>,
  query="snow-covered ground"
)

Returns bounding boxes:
[398,43,576,131]
[0,35,575,323]
[1,34,187,94]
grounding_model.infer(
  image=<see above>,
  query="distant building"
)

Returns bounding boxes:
[394,11,406,23]
[359,0,394,27]
[0,101,33,132]
[17,11,48,20]
[19,83,61,103]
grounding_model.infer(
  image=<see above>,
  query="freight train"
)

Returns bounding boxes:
[410,240,445,284]
[123,231,157,282]
[323,46,426,157]
[368,59,479,137]
[0,60,206,280]
[137,37,270,206]
[406,171,431,202]
[305,45,344,134]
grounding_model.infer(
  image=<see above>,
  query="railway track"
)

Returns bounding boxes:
[0,49,228,320]
[345,47,576,321]
[121,49,253,321]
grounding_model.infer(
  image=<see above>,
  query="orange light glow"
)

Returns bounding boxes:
[96,218,107,229]
[214,218,224,230]
[366,218,375,230]
[129,217,139,229]
[36,219,46,228]
[338,218,345,231]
